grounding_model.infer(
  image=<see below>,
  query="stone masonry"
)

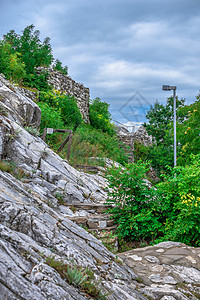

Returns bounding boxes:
[37,67,90,123]
[116,125,153,161]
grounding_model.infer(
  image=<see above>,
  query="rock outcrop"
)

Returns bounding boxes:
[0,75,200,299]
[0,75,143,299]
[119,241,200,299]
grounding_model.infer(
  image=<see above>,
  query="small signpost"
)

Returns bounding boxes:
[42,128,73,160]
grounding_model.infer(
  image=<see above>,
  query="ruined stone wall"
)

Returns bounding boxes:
[116,125,153,162]
[37,67,90,123]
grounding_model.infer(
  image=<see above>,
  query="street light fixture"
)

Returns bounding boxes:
[162,85,177,167]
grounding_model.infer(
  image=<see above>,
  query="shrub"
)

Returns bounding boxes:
[106,154,200,247]
[106,161,161,242]
[156,154,200,246]
[39,90,83,130]
[89,98,115,135]
[38,102,65,144]
[53,59,68,75]
[0,40,26,83]
[38,102,65,132]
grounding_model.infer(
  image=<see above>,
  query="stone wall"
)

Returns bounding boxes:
[116,125,153,162]
[37,67,90,123]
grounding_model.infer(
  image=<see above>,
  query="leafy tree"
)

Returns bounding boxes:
[177,98,200,165]
[3,25,53,89]
[39,90,83,130]
[144,97,185,145]
[53,59,68,75]
[144,97,185,173]
[3,25,53,74]
[0,40,26,82]
[89,97,115,135]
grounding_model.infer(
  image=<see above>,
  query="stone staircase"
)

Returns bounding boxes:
[65,202,119,252]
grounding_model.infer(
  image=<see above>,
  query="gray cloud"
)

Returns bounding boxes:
[0,0,200,123]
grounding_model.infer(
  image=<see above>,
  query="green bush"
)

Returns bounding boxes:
[38,102,66,145]
[0,41,26,83]
[106,161,161,242]
[156,154,200,246]
[53,59,68,75]
[89,98,115,135]
[39,90,83,130]
[38,102,65,132]
[106,155,200,246]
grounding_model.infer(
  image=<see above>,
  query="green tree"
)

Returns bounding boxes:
[177,98,200,165]
[53,59,68,75]
[144,97,185,173]
[3,25,53,89]
[4,25,53,74]
[89,97,115,135]
[144,97,185,145]
[39,90,83,130]
[0,40,26,82]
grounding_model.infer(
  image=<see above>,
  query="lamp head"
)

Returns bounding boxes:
[162,85,176,91]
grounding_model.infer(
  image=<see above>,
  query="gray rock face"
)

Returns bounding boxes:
[1,76,200,299]
[0,170,144,299]
[119,241,200,299]
[0,75,146,299]
[0,75,41,128]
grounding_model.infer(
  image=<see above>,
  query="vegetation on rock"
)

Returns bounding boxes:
[46,256,107,299]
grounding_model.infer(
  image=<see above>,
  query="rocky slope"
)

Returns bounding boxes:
[0,75,200,299]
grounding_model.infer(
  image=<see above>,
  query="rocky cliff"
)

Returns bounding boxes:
[0,76,200,300]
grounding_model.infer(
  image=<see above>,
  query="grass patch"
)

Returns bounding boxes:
[0,160,27,180]
[46,256,107,299]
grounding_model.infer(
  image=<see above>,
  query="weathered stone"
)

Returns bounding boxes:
[36,68,90,123]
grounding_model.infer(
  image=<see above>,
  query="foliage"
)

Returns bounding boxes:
[133,141,149,162]
[144,96,200,173]
[0,40,26,83]
[144,97,185,145]
[156,154,200,246]
[177,98,200,165]
[46,256,107,299]
[89,98,115,135]
[38,102,65,143]
[106,155,200,247]
[106,161,161,242]
[39,90,83,130]
[68,124,129,166]
[53,59,68,75]
[3,25,53,89]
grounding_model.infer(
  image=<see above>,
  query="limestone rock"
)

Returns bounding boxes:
[0,75,41,128]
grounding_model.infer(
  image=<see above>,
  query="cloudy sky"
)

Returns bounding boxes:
[1,0,200,126]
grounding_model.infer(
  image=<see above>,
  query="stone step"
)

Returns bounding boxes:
[67,214,115,229]
[67,203,113,214]
[87,224,117,232]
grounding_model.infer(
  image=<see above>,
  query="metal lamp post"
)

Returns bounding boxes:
[162,85,177,167]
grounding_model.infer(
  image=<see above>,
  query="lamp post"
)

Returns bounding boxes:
[162,85,177,167]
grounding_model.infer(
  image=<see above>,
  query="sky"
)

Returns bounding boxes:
[1,0,200,127]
